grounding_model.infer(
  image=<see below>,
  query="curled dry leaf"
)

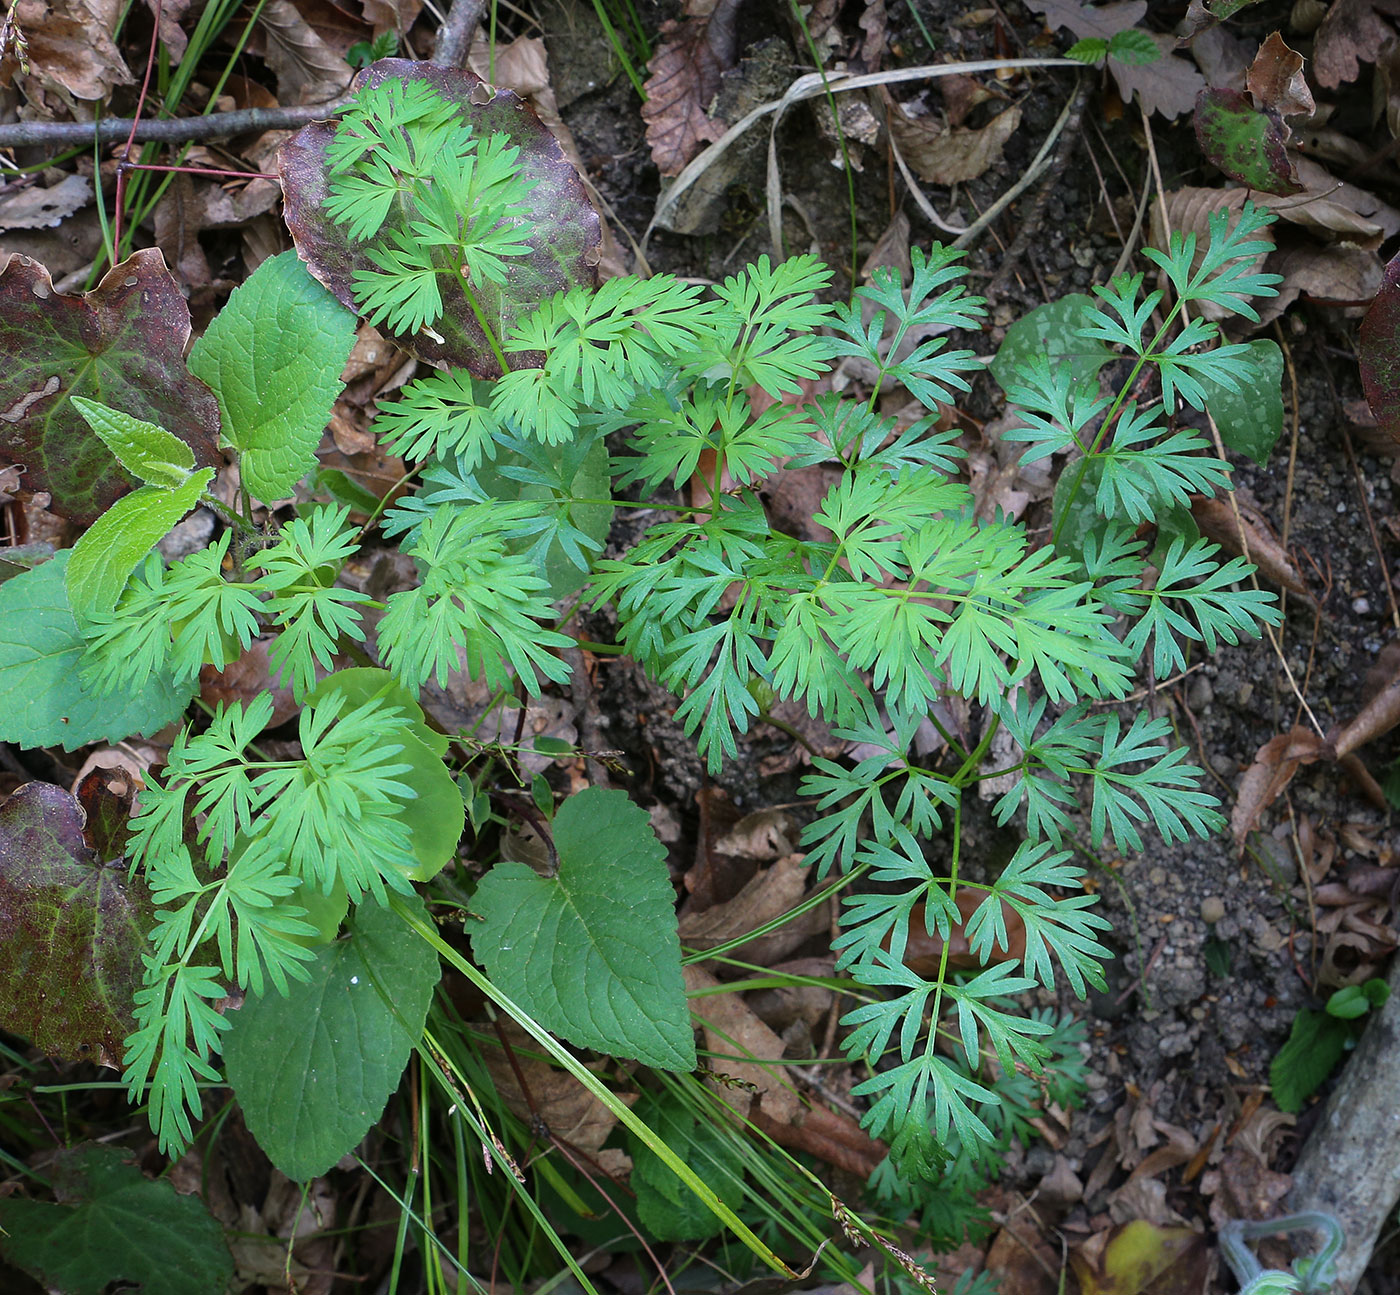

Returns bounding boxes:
[886,96,1022,187]
[0,174,91,231]
[1333,648,1400,759]
[1246,32,1314,119]
[2,0,132,99]
[1190,494,1313,605]
[1231,726,1324,852]
[640,0,741,177]
[0,249,223,525]
[679,853,832,967]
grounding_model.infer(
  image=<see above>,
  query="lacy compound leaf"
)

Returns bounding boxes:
[223,892,440,1180]
[0,783,153,1067]
[279,58,600,375]
[66,470,213,621]
[471,786,695,1070]
[188,250,356,502]
[0,249,222,525]
[0,552,194,750]
[0,1144,231,1295]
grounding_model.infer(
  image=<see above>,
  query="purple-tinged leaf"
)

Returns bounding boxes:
[0,250,223,526]
[0,782,153,1067]
[279,58,601,376]
[1360,251,1400,443]
[1193,88,1302,196]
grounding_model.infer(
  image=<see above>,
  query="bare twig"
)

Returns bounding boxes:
[0,98,352,150]
[430,0,488,69]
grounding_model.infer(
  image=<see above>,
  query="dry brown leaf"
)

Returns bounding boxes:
[1334,651,1400,759]
[750,1101,885,1178]
[1189,494,1313,604]
[479,1023,634,1153]
[1152,188,1274,321]
[1231,726,1324,851]
[0,174,91,230]
[684,964,800,1123]
[679,852,812,957]
[256,0,352,105]
[1203,1148,1291,1229]
[1247,32,1314,120]
[640,0,741,177]
[886,97,1022,186]
[858,0,888,69]
[940,72,999,127]
[4,0,132,99]
[902,890,1026,975]
[1314,0,1400,88]
[1289,155,1400,240]
[359,0,420,35]
[1266,241,1385,314]
[983,1222,1059,1295]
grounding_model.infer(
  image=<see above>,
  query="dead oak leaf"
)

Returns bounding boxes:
[4,0,133,99]
[1315,0,1400,88]
[887,98,1023,186]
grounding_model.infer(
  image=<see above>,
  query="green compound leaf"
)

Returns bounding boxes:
[1361,250,1400,441]
[0,551,195,750]
[189,250,356,503]
[0,249,222,526]
[1192,88,1301,196]
[279,59,601,375]
[70,397,196,488]
[991,294,1113,393]
[223,892,440,1181]
[1270,1007,1349,1113]
[1196,338,1283,465]
[0,782,153,1066]
[630,1092,745,1242]
[471,786,695,1070]
[0,1144,231,1295]
[65,469,213,621]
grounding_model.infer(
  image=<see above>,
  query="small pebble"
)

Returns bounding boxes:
[1200,896,1226,924]
[1353,597,1371,615]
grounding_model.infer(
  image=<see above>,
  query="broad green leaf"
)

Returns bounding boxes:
[279,59,601,374]
[1069,1219,1208,1295]
[1270,1007,1349,1112]
[188,250,356,502]
[0,248,221,525]
[70,396,196,487]
[1361,251,1400,441]
[1192,88,1301,197]
[0,1144,231,1295]
[0,551,194,750]
[1196,338,1283,465]
[65,470,213,621]
[991,294,1112,393]
[0,782,153,1066]
[470,786,695,1070]
[629,1091,745,1242]
[223,892,440,1180]
[304,669,463,883]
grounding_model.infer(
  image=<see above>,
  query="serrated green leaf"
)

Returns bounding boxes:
[470,786,695,1070]
[0,551,194,750]
[1065,37,1108,63]
[188,251,356,502]
[223,892,439,1180]
[1196,338,1283,465]
[0,782,153,1065]
[70,397,196,488]
[0,1144,232,1295]
[1270,1008,1349,1113]
[66,470,213,621]
[1106,28,1161,65]
[991,294,1113,393]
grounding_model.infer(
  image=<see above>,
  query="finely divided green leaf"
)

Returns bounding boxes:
[470,787,695,1070]
[188,251,356,502]
[0,782,153,1066]
[0,1144,232,1295]
[0,552,194,750]
[223,893,440,1180]
[70,397,196,487]
[0,249,222,525]
[66,470,213,621]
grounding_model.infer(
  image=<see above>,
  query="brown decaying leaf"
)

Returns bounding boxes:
[886,96,1022,187]
[641,0,741,176]
[0,174,91,231]
[679,853,832,968]
[201,638,301,730]
[1189,494,1313,604]
[900,890,1026,977]
[749,1101,885,1180]
[1231,726,1323,851]
[1313,0,1400,88]
[683,964,800,1124]
[359,0,420,36]
[1334,649,1400,759]
[982,1221,1060,1295]
[2,0,132,99]
[73,752,140,861]
[256,0,353,105]
[1246,32,1314,120]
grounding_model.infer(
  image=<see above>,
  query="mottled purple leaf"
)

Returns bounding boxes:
[1361,250,1400,443]
[0,782,153,1067]
[1193,88,1302,196]
[0,250,223,526]
[278,58,601,376]
[75,764,136,862]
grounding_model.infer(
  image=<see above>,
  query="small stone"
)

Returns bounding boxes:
[1353,597,1371,615]
[1200,896,1226,924]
